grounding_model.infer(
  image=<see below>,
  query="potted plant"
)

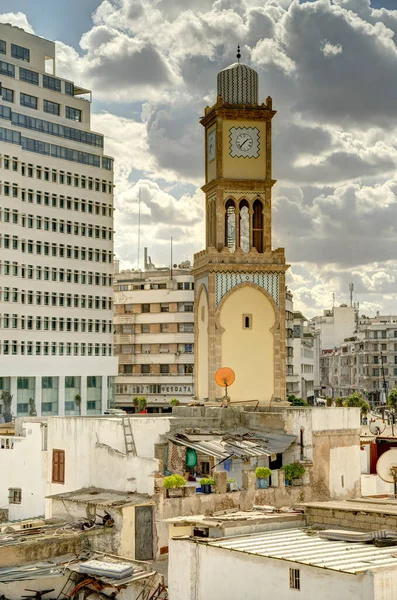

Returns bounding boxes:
[227,478,237,492]
[163,474,186,498]
[200,477,215,494]
[255,467,272,489]
[281,462,306,486]
[169,398,180,407]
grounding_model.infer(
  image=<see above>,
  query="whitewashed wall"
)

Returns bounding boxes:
[0,423,46,520]
[46,416,172,503]
[168,539,375,600]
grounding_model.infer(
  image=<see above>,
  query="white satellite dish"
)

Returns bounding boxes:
[369,419,386,436]
[376,449,397,496]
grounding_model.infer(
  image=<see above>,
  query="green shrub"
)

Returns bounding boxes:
[200,477,215,486]
[281,462,306,480]
[227,478,236,483]
[163,474,186,489]
[255,467,272,479]
[169,398,180,406]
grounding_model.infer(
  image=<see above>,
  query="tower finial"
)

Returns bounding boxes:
[236,45,241,63]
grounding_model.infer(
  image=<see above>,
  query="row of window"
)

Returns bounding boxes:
[1,262,112,286]
[366,330,397,339]
[1,155,112,192]
[120,364,194,375]
[116,323,194,333]
[2,185,112,217]
[0,126,113,170]
[0,56,75,96]
[117,281,194,291]
[1,340,113,357]
[0,102,103,146]
[0,288,112,310]
[0,209,113,240]
[0,41,30,62]
[1,314,112,332]
[125,302,194,313]
[0,236,113,263]
[117,343,193,354]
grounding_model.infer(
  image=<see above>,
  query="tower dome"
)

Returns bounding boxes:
[217,52,258,105]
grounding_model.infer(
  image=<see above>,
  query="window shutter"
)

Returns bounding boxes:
[52,449,65,484]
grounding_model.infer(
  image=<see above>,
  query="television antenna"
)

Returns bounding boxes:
[376,449,397,496]
[215,367,235,407]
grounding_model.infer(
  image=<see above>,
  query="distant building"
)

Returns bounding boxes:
[292,312,320,403]
[311,305,356,350]
[285,290,299,397]
[320,314,397,403]
[113,256,194,411]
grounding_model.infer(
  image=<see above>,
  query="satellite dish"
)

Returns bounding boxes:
[376,449,397,489]
[369,420,386,436]
[215,367,235,388]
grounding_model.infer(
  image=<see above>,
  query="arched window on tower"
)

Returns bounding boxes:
[252,199,263,253]
[225,199,236,252]
[239,200,249,253]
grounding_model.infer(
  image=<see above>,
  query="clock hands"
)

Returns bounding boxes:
[239,138,250,149]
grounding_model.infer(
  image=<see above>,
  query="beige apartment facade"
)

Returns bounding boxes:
[113,266,194,411]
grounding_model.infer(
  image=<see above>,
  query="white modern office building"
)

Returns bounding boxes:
[113,255,194,411]
[0,24,117,417]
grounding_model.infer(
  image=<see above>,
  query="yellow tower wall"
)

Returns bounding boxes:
[222,120,267,180]
[218,285,275,402]
[196,287,209,400]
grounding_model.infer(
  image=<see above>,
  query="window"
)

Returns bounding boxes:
[43,75,61,92]
[142,303,150,313]
[0,60,15,78]
[52,449,65,484]
[2,87,14,103]
[11,44,30,62]
[289,569,300,591]
[161,303,169,313]
[8,488,22,504]
[20,92,37,109]
[141,364,151,374]
[66,106,82,122]
[43,99,60,116]
[243,314,252,329]
[0,40,5,55]
[19,67,39,86]
[160,364,170,374]
[65,81,74,96]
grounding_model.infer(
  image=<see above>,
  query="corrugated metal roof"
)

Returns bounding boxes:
[208,528,397,574]
[168,430,295,460]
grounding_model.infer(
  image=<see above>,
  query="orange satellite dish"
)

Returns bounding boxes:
[215,367,235,388]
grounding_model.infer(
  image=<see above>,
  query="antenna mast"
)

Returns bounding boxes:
[349,283,354,307]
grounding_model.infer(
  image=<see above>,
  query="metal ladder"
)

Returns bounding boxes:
[122,416,137,455]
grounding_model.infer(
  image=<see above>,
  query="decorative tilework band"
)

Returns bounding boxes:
[215,272,279,307]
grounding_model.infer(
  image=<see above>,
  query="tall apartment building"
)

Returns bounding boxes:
[285,289,299,396]
[0,24,117,417]
[113,261,194,411]
[310,305,355,350]
[320,314,397,404]
[293,311,319,403]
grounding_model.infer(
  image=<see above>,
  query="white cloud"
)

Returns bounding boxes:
[0,12,34,33]
[321,40,343,57]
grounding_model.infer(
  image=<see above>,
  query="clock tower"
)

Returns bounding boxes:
[193,51,289,404]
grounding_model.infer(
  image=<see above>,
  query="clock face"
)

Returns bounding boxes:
[229,126,260,158]
[236,133,253,151]
[208,129,216,162]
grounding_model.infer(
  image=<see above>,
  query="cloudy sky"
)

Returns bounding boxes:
[2,0,397,317]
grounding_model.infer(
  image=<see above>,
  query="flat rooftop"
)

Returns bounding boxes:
[206,528,397,574]
[47,487,152,507]
[165,509,304,528]
[301,499,397,516]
